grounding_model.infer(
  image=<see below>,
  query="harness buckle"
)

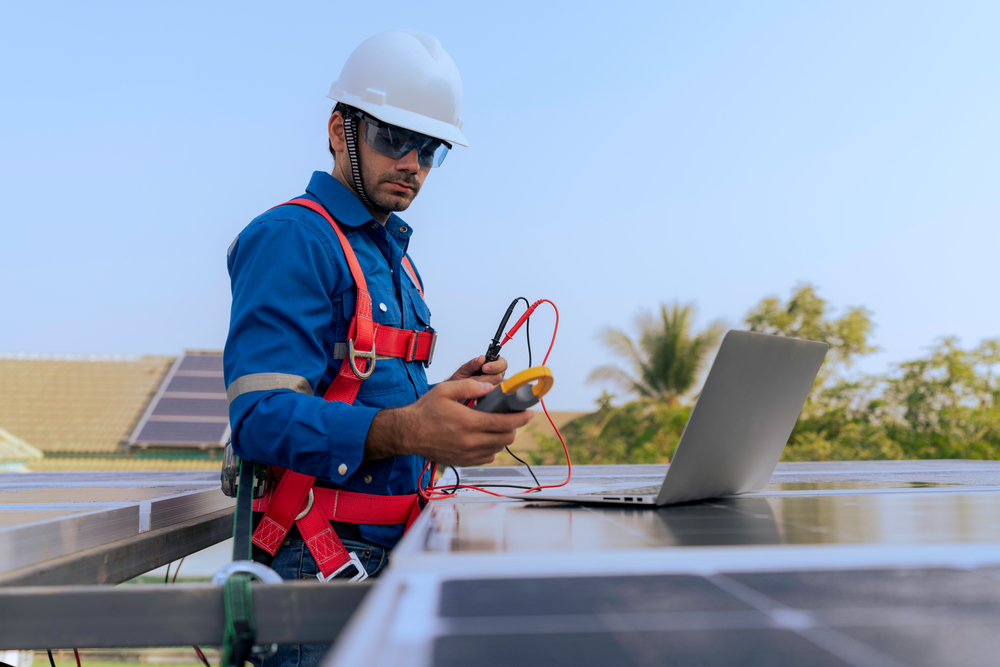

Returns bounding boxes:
[347,337,377,380]
[317,551,369,583]
[424,332,437,368]
[406,332,419,363]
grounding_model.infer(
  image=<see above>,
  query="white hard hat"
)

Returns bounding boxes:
[328,29,468,147]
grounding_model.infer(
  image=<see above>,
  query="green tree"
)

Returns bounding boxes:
[529,392,691,466]
[882,337,1000,459]
[744,283,877,385]
[551,283,999,467]
[781,337,1000,462]
[587,302,725,406]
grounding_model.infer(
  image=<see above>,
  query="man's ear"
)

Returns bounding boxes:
[328,111,347,155]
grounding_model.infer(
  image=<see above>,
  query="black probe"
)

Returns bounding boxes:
[484,298,523,365]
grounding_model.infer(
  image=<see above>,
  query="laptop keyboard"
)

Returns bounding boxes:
[582,485,661,496]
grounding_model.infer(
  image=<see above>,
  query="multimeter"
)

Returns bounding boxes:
[473,366,554,414]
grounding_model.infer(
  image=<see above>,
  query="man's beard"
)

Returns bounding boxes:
[362,165,421,215]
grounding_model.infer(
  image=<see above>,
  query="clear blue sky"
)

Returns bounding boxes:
[1,1,997,410]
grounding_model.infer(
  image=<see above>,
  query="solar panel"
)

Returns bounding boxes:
[128,351,229,448]
[324,461,1000,667]
[430,569,1000,667]
[0,471,231,578]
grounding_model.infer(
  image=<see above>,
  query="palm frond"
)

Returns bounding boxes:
[586,365,639,391]
[596,326,646,375]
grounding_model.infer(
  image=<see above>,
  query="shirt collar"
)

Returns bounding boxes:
[305,171,412,233]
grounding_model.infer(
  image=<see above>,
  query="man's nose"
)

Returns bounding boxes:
[396,147,420,173]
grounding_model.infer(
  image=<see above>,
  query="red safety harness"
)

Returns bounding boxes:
[249,198,429,581]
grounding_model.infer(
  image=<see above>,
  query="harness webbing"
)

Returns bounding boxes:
[248,198,423,580]
[401,256,423,299]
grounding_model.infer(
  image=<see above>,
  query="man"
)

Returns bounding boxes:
[223,29,531,663]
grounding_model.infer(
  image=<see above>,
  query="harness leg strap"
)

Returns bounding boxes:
[295,494,363,580]
[252,470,315,555]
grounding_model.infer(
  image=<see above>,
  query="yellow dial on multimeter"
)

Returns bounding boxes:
[473,366,554,413]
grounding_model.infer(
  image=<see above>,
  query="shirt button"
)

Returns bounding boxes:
[364,474,373,484]
[379,303,387,312]
[371,223,377,229]
[399,226,407,233]
[338,463,347,475]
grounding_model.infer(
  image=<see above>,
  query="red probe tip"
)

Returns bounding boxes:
[501,300,543,346]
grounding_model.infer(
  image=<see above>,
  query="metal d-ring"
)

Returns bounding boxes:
[347,337,377,380]
[295,489,315,521]
[211,560,282,586]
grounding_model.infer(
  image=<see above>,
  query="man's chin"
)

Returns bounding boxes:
[372,189,416,213]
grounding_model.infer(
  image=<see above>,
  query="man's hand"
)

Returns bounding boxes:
[449,355,508,387]
[365,379,533,466]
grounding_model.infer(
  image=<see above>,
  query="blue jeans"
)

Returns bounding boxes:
[251,535,390,667]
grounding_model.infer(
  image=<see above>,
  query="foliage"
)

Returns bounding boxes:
[587,302,725,405]
[529,392,690,466]
[555,285,999,464]
[783,337,1000,461]
[744,283,877,388]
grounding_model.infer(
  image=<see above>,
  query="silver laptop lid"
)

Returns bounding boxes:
[656,330,828,505]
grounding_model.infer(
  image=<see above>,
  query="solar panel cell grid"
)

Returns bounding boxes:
[177,355,224,372]
[434,630,850,667]
[150,398,228,417]
[431,569,1000,667]
[128,353,229,447]
[164,375,226,394]
[726,568,1000,609]
[439,576,753,617]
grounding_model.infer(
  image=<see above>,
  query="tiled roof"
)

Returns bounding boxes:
[23,457,222,472]
[0,355,175,453]
[0,427,43,461]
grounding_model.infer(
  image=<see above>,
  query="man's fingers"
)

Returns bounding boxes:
[473,409,534,433]
[434,378,496,401]
[481,356,508,376]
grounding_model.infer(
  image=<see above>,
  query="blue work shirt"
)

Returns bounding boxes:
[224,171,433,548]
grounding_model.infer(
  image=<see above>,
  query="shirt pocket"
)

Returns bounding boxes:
[408,286,432,331]
[342,286,402,329]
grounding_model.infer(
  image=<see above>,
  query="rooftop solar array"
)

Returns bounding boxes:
[0,471,232,582]
[128,351,229,449]
[325,460,1000,667]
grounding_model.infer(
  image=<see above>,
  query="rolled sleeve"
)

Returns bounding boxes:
[224,212,374,482]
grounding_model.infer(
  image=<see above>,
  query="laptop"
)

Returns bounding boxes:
[516,330,828,506]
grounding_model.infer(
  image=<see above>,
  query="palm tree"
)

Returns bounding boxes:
[588,302,725,406]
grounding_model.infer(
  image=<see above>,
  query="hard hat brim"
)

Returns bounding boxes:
[329,89,468,148]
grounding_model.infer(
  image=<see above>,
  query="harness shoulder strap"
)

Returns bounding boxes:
[401,255,424,300]
[282,198,374,403]
[249,197,422,580]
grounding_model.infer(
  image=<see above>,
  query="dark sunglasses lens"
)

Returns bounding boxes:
[423,142,449,168]
[363,120,449,168]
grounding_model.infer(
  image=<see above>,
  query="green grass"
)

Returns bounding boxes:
[47,648,219,667]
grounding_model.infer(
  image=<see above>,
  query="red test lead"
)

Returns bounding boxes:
[419,299,570,500]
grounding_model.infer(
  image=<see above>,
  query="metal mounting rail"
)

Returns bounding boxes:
[0,508,235,587]
[0,581,372,649]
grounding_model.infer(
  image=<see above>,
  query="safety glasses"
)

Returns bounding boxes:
[353,111,451,168]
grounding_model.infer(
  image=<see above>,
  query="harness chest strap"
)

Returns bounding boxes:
[250,198,424,579]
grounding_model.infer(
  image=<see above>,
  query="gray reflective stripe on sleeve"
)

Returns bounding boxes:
[226,373,315,405]
[227,236,238,256]
[332,342,395,361]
